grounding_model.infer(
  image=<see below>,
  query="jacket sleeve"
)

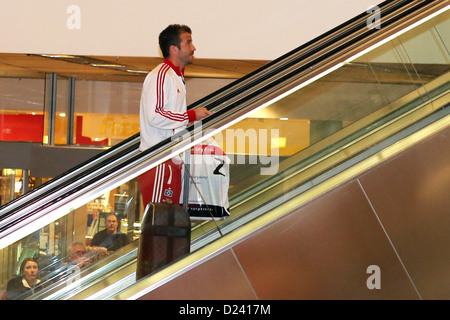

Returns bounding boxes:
[142,70,196,130]
[5,277,25,300]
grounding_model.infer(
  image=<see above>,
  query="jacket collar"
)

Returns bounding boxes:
[22,277,41,289]
[164,59,185,77]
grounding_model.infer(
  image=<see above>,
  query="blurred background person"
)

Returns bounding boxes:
[91,213,129,251]
[67,242,92,268]
[5,258,43,300]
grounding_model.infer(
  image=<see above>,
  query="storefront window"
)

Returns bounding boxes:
[55,77,69,145]
[0,77,46,143]
[0,168,50,206]
[74,80,141,146]
[0,76,142,147]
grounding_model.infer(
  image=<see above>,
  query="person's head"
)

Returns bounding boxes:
[105,214,118,235]
[68,242,87,262]
[20,258,39,285]
[68,242,91,267]
[159,24,196,68]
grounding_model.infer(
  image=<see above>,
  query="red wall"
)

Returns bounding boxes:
[0,114,43,143]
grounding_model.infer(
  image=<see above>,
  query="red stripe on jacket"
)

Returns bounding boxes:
[155,63,188,122]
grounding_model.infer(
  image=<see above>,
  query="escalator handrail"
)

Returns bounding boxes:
[0,134,140,215]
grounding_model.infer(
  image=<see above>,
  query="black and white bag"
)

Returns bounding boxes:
[183,139,231,221]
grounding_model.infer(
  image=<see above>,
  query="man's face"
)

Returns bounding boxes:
[177,32,196,66]
[105,215,118,234]
[69,244,91,266]
[69,244,87,261]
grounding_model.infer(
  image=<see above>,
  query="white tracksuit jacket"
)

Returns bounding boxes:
[139,59,196,152]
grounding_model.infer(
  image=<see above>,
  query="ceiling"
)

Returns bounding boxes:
[1,52,448,85]
[0,53,270,82]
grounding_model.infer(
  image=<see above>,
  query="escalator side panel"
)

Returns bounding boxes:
[136,120,449,300]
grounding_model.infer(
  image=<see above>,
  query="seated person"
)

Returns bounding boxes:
[90,213,129,251]
[5,258,43,300]
[62,242,93,285]
[67,242,92,268]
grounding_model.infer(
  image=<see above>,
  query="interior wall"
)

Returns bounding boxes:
[0,142,104,177]
[0,0,380,60]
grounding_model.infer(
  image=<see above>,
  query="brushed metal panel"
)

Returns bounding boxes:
[358,126,450,299]
[138,249,257,300]
[232,181,420,300]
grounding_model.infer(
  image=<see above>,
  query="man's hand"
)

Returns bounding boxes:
[194,107,212,121]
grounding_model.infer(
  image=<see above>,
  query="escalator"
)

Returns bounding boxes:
[0,0,448,300]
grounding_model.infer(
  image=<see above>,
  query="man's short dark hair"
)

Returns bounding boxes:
[159,24,192,58]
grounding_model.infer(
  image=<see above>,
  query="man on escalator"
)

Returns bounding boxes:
[138,24,211,206]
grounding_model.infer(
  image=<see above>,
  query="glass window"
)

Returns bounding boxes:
[0,77,45,143]
[74,80,141,146]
